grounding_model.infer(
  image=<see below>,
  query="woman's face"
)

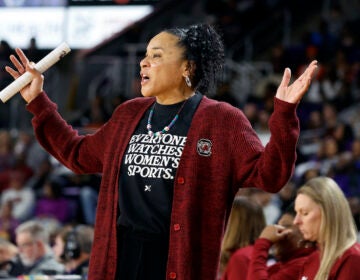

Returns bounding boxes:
[140,32,189,104]
[294,194,322,242]
[52,235,65,262]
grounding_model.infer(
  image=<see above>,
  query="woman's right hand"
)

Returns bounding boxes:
[5,48,44,104]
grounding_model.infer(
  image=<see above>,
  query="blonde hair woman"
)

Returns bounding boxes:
[294,176,360,279]
[219,196,266,280]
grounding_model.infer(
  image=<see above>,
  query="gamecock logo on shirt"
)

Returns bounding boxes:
[197,139,212,157]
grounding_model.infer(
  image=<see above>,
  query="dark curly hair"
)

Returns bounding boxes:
[164,23,225,94]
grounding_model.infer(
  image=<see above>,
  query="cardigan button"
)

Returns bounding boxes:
[173,224,181,231]
[177,177,185,184]
[169,272,177,279]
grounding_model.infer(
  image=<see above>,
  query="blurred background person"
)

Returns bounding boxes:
[34,176,71,225]
[219,196,266,280]
[0,237,18,279]
[52,225,70,265]
[247,203,316,279]
[247,188,281,225]
[0,201,19,243]
[61,224,94,276]
[13,220,64,276]
[0,170,35,222]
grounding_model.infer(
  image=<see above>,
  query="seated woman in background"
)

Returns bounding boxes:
[247,203,316,279]
[294,176,360,279]
[219,196,266,280]
[0,201,19,243]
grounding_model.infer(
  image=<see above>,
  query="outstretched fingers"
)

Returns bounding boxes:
[5,48,28,77]
[5,48,34,80]
[15,48,29,68]
[276,60,318,103]
[279,67,291,89]
[299,60,318,91]
[4,65,20,79]
[298,60,318,84]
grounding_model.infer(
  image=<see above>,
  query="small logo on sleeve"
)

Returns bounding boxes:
[197,139,212,157]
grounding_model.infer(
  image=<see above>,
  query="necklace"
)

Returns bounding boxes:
[147,99,188,137]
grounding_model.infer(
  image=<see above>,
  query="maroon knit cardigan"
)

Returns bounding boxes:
[27,92,299,280]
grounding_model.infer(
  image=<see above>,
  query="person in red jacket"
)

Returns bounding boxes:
[4,23,318,280]
[294,176,360,280]
[247,203,316,280]
[218,196,266,280]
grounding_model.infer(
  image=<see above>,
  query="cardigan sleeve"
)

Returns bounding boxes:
[26,92,111,174]
[230,97,299,193]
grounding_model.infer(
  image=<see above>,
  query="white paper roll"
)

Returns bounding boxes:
[0,42,71,103]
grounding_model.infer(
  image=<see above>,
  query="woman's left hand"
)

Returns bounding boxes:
[259,224,292,243]
[275,60,318,103]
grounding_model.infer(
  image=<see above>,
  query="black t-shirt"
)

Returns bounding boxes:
[118,93,202,234]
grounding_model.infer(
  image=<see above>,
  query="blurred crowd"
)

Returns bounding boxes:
[0,128,98,278]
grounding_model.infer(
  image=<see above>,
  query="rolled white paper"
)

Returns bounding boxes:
[0,42,71,103]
